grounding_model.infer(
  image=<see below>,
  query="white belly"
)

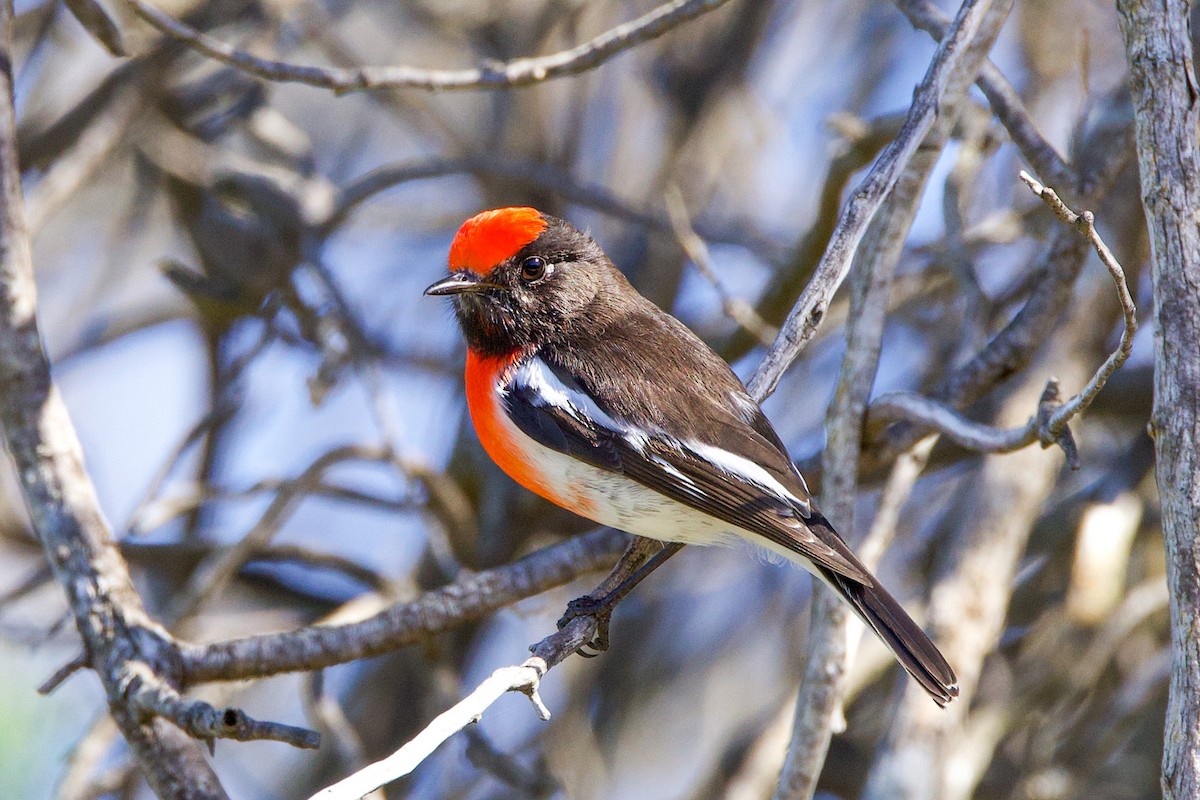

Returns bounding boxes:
[542,443,740,546]
[528,429,824,574]
[486,392,732,546]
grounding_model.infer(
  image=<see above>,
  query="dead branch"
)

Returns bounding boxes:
[771,2,1011,796]
[846,83,1134,485]
[308,550,637,800]
[123,663,320,748]
[177,527,628,683]
[722,112,907,361]
[167,444,394,624]
[665,185,776,345]
[327,155,787,264]
[1018,171,1138,434]
[895,0,1072,189]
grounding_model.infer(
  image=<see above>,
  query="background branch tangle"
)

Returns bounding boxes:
[0,0,1179,798]
[122,0,740,92]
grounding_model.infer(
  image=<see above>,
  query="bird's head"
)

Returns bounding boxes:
[425,208,613,357]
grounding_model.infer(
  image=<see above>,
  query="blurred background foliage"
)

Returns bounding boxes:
[0,0,1168,797]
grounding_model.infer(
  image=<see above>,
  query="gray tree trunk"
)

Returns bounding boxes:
[1116,2,1200,798]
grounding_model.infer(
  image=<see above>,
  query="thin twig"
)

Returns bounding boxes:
[130,479,416,536]
[167,444,394,624]
[122,0,738,93]
[722,112,907,361]
[24,88,141,232]
[464,728,560,797]
[53,715,123,800]
[1018,170,1138,434]
[842,93,1133,485]
[857,437,939,588]
[665,186,776,346]
[38,652,88,694]
[122,663,320,749]
[124,399,239,536]
[327,155,787,264]
[303,671,371,773]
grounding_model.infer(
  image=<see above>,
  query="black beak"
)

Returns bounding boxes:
[424,274,496,296]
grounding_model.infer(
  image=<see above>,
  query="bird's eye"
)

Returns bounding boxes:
[520,256,547,283]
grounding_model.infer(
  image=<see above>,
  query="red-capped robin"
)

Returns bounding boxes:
[426,207,957,706]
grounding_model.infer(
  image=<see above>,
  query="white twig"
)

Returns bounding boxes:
[309,659,550,800]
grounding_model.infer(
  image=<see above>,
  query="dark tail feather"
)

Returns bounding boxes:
[826,570,959,707]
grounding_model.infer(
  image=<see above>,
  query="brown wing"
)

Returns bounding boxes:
[504,354,870,583]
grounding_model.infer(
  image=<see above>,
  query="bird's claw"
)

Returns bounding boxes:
[557,595,613,655]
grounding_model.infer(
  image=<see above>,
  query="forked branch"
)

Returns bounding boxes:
[867,172,1137,469]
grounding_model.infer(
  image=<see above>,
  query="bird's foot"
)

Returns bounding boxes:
[557,595,614,656]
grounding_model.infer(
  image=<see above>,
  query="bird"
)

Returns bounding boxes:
[425,207,958,706]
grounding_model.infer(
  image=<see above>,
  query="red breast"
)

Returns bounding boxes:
[464,349,557,503]
[464,349,604,518]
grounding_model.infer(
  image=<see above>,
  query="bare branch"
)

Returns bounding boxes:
[121,0,738,93]
[327,155,787,264]
[722,112,907,361]
[23,88,140,232]
[307,553,639,799]
[123,663,320,749]
[302,536,666,797]
[870,380,1075,463]
[747,0,1009,401]
[464,728,560,796]
[846,89,1133,485]
[178,527,629,683]
[894,0,1073,188]
[167,444,393,624]
[866,172,1137,470]
[54,716,124,800]
[772,1,1012,794]
[61,0,125,56]
[1,7,227,795]
[303,671,371,772]
[38,652,88,694]
[308,659,549,800]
